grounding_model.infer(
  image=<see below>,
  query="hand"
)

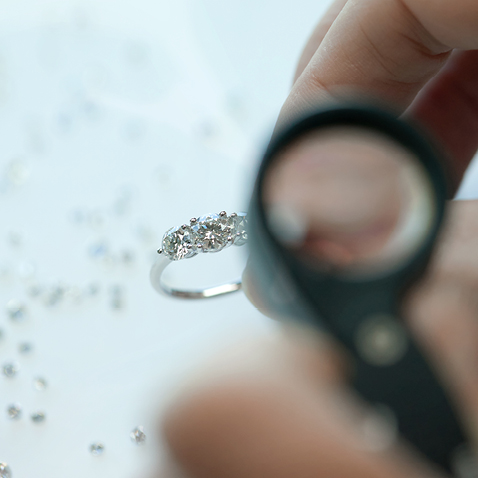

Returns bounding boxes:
[159,1,478,476]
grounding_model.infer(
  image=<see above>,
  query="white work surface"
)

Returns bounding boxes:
[1,0,478,476]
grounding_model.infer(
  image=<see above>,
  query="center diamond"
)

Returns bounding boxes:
[193,213,230,252]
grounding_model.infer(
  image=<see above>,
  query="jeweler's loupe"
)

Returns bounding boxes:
[247,105,472,474]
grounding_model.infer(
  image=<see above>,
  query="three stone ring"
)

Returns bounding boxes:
[150,211,248,299]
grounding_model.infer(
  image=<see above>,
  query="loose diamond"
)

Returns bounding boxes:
[130,426,146,445]
[18,342,33,354]
[6,299,26,322]
[43,285,65,307]
[232,212,248,246]
[33,377,47,391]
[0,463,11,478]
[89,443,105,456]
[110,285,124,310]
[193,213,230,252]
[162,225,196,260]
[31,411,46,423]
[6,403,22,420]
[87,283,100,296]
[3,362,19,378]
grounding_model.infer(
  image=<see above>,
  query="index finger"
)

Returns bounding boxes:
[279,0,478,127]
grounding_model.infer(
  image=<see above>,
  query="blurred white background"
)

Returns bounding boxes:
[1,0,478,476]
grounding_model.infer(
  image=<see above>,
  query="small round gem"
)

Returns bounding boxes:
[130,426,146,445]
[0,463,11,478]
[3,362,19,378]
[6,299,26,322]
[89,443,105,456]
[31,411,46,423]
[162,225,197,260]
[18,342,33,354]
[33,377,48,391]
[6,403,22,420]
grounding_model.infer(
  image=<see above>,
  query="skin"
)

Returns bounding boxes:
[159,1,478,476]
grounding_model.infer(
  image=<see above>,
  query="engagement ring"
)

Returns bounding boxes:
[150,211,247,299]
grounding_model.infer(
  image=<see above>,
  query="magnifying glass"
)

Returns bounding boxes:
[247,105,472,474]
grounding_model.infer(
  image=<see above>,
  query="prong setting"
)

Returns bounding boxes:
[159,212,247,259]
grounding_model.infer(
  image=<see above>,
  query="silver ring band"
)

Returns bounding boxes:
[150,211,247,299]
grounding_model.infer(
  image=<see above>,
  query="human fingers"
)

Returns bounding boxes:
[404,276,478,446]
[292,4,478,189]
[159,329,441,478]
[279,0,478,129]
[293,0,348,83]
[405,50,478,189]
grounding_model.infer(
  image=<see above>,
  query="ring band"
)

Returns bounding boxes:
[150,211,247,299]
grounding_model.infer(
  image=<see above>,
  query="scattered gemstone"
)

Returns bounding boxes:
[6,403,22,420]
[89,443,105,456]
[71,209,86,224]
[18,342,33,354]
[136,225,156,244]
[33,377,47,391]
[3,362,19,378]
[42,285,65,307]
[6,158,29,186]
[162,225,196,260]
[7,230,23,247]
[0,463,11,478]
[110,285,124,310]
[64,287,83,303]
[87,211,105,230]
[88,241,108,259]
[31,411,45,423]
[6,299,26,322]
[192,213,229,252]
[27,284,42,298]
[130,426,146,445]
[121,250,135,265]
[87,283,100,296]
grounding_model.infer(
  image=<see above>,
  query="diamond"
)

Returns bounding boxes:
[162,225,197,260]
[6,299,26,322]
[89,443,105,456]
[232,212,248,246]
[110,285,124,310]
[31,411,46,423]
[130,426,146,445]
[0,463,11,478]
[193,213,230,252]
[3,362,19,378]
[18,342,33,354]
[6,403,22,420]
[33,377,47,391]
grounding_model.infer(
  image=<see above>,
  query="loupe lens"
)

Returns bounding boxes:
[263,126,437,277]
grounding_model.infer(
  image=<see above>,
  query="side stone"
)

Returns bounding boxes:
[162,225,197,260]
